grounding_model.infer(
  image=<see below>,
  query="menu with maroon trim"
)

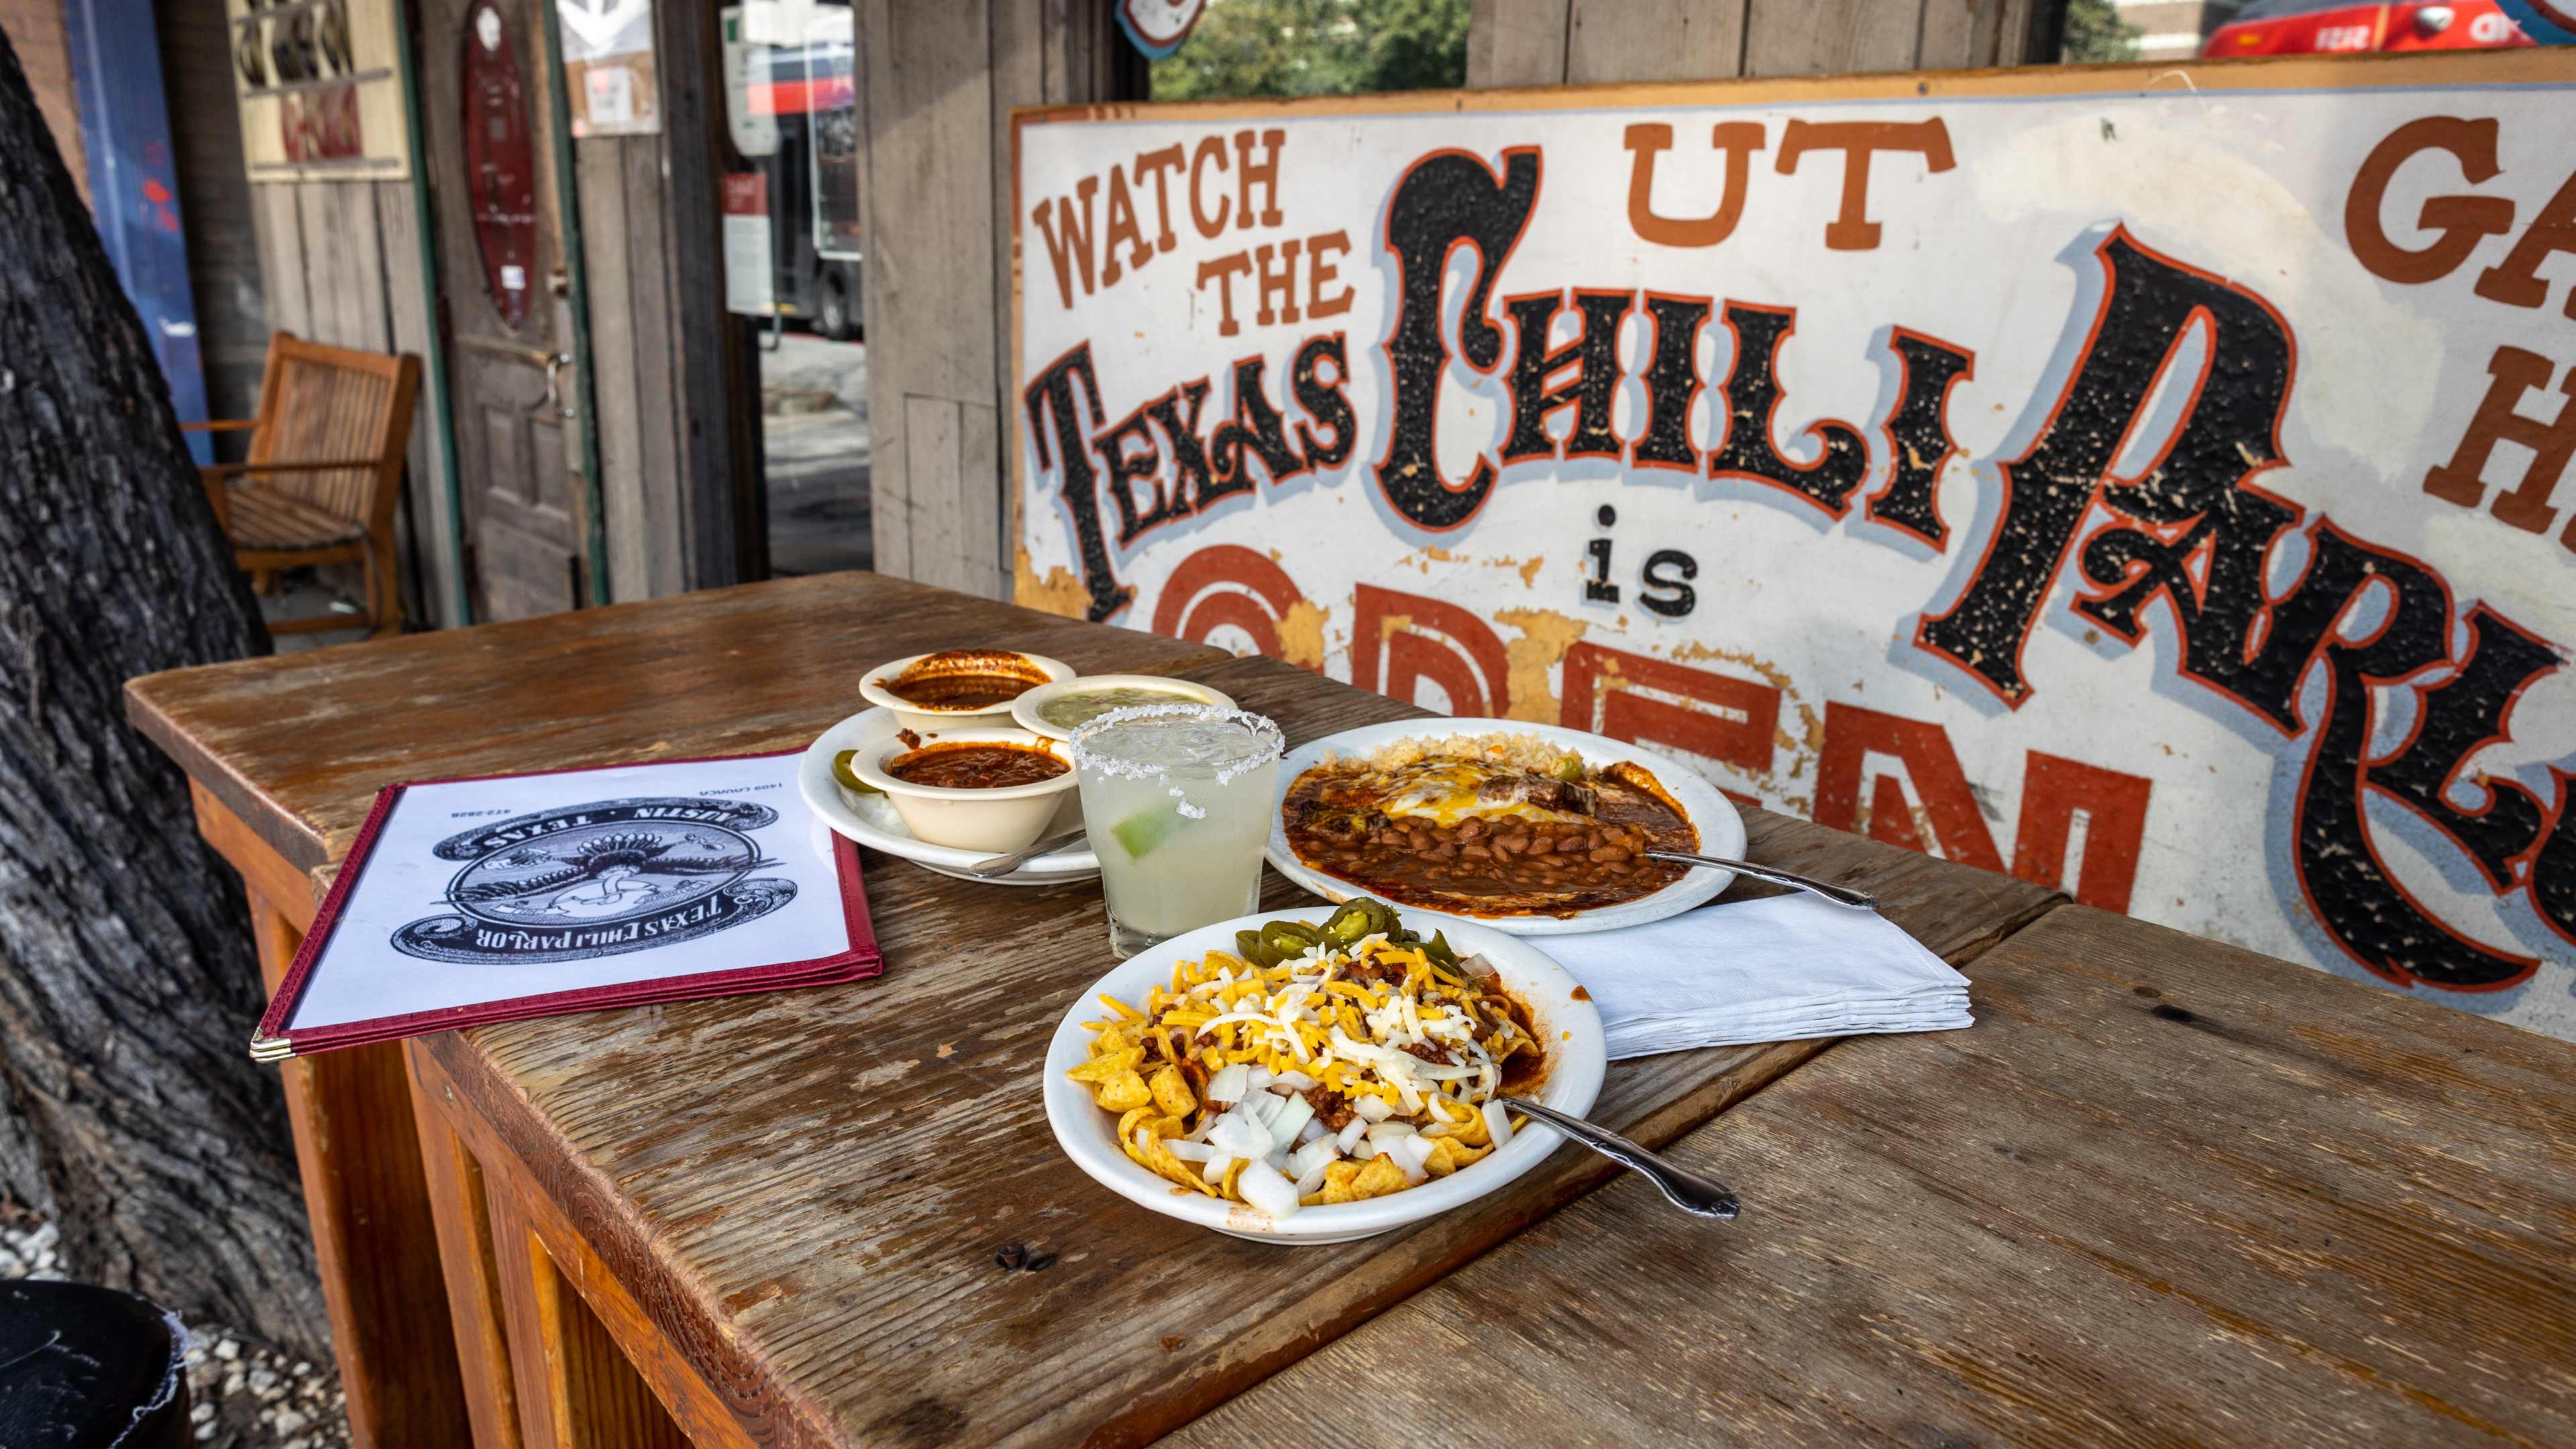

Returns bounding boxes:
[251,749,880,1059]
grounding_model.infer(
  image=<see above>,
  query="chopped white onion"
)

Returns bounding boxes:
[1295,1118,1328,1146]
[1483,1100,1515,1149]
[1208,1112,1273,1161]
[1292,1157,1332,1197]
[1287,1137,1337,1179]
[1273,1070,1318,1090]
[1391,1133,1437,1183]
[1352,1095,1394,1123]
[1164,1139,1215,1163]
[1334,1118,1368,1153]
[1246,1090,1285,1125]
[1350,1137,1377,1160]
[1236,1159,1301,1220]
[1245,1065,1273,1091]
[1202,1153,1234,1184]
[1204,1063,1249,1106]
[1267,1093,1317,1152]
[1366,1121,1417,1147]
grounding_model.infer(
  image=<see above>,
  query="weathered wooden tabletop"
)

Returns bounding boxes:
[124,572,2576,1446]
[1177,904,2576,1447]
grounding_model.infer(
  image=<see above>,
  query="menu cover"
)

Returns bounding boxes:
[251,749,880,1060]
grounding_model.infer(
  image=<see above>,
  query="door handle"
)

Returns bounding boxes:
[529,352,577,420]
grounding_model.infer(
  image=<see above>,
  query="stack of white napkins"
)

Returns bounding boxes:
[1540,892,1973,1061]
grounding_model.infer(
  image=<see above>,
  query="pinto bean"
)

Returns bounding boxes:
[1498,833,1530,854]
[1456,817,1485,841]
[1589,846,1629,864]
[1461,844,1492,860]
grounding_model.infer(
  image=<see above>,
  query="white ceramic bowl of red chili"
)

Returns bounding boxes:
[847,726,1077,853]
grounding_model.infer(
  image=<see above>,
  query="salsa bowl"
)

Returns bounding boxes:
[846,725,1076,853]
[1011,674,1236,741]
[858,649,1073,733]
[1043,908,1605,1244]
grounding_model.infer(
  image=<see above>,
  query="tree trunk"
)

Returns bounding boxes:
[0,30,327,1356]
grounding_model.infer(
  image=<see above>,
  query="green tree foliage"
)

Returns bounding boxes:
[1151,0,1468,101]
[2060,0,2145,62]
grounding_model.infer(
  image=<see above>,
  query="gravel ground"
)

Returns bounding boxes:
[0,1197,350,1447]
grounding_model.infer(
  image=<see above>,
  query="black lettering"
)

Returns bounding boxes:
[1501,289,1632,463]
[1375,148,1541,529]
[1291,334,1355,470]
[1640,549,1698,617]
[1920,230,2294,704]
[1210,356,1307,490]
[1631,294,1709,471]
[1093,400,1184,549]
[1144,380,1225,513]
[2365,606,2558,890]
[1021,343,1134,621]
[1866,330,1972,545]
[1707,302,1868,518]
[2294,529,2535,990]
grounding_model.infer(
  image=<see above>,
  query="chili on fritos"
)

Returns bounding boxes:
[1068,900,1542,1221]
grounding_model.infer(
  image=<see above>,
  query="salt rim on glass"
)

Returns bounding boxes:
[1065,702,1285,786]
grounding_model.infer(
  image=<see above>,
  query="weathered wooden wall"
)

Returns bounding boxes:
[851,0,1135,602]
[586,0,752,602]
[156,0,270,425]
[1468,0,2047,85]
[250,178,462,628]
[582,134,694,603]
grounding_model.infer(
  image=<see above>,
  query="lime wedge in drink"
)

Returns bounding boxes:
[1111,806,1175,859]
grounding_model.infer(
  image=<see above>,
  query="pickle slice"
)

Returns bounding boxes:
[832,749,881,794]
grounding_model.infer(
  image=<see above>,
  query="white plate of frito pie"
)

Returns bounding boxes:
[1044,900,1606,1242]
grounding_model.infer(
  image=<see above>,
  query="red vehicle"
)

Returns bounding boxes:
[2202,0,2533,54]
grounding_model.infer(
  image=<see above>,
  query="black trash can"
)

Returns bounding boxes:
[0,1279,192,1449]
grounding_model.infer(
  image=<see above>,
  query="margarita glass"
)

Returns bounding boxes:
[1069,704,1285,958]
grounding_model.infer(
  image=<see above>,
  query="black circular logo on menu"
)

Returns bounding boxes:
[391,796,796,965]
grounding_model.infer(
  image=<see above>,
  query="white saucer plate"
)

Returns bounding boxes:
[798,706,1099,885]
[1263,717,1748,935]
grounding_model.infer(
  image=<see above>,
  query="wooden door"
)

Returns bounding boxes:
[419,0,588,621]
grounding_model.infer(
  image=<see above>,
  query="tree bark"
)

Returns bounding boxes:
[0,30,327,1356]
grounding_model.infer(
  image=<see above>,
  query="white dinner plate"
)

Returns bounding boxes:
[1043,907,1605,1243]
[798,706,1099,885]
[1263,717,1747,934]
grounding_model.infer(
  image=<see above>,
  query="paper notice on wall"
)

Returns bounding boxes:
[722,171,774,315]
[560,0,660,136]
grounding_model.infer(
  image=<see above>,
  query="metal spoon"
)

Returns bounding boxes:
[1642,849,1878,910]
[963,828,1090,878]
[1504,1098,1740,1220]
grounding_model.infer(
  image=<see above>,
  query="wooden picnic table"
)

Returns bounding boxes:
[125,572,2576,1448]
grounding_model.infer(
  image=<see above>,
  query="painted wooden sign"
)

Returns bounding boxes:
[1010,52,2576,1038]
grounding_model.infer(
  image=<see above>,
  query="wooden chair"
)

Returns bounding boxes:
[189,332,422,639]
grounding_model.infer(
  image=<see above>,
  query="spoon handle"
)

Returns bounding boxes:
[1503,1098,1740,1220]
[1643,851,1878,910]
[963,828,1089,878]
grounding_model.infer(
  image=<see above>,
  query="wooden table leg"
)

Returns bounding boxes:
[408,1046,526,1449]
[483,1174,691,1449]
[409,1043,758,1449]
[196,783,472,1449]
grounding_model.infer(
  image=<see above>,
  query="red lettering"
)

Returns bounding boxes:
[1350,584,1511,717]
[1815,703,2003,870]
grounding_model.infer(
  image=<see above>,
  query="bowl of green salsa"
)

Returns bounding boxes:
[1012,674,1236,741]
